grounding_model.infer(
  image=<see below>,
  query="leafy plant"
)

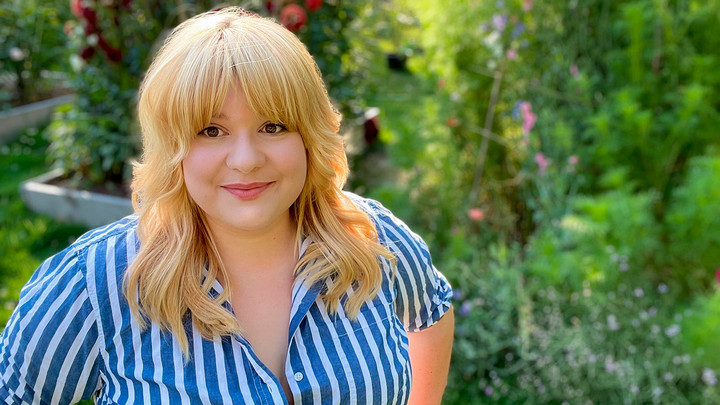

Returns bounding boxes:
[0,0,72,108]
[664,150,720,292]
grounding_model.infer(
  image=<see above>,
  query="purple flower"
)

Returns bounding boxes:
[492,14,507,32]
[484,386,494,396]
[459,300,473,316]
[512,23,525,38]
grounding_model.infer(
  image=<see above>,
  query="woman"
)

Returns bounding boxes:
[0,8,453,404]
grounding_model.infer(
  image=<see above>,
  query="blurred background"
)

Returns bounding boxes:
[2,0,720,403]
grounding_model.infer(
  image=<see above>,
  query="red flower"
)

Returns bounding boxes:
[98,36,122,62]
[80,46,95,61]
[81,7,97,25]
[265,1,278,14]
[305,0,323,12]
[446,117,459,127]
[280,4,307,32]
[716,269,720,285]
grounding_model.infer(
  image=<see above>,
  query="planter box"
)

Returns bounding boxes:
[20,168,134,228]
[0,94,75,144]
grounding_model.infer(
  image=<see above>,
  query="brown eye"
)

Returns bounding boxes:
[199,126,221,138]
[262,123,286,134]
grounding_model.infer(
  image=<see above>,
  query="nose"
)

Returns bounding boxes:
[225,132,266,174]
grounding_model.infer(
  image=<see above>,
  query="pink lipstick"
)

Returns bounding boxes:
[221,182,273,200]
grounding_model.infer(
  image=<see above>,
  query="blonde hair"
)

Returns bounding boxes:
[127,8,395,356]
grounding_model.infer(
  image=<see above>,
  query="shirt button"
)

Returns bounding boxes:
[294,372,304,382]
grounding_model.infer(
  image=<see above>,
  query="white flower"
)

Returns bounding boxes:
[69,54,85,72]
[702,368,718,386]
[605,357,618,373]
[665,324,681,338]
[630,385,639,395]
[607,315,620,331]
[633,288,644,298]
[86,34,99,46]
[450,92,461,102]
[9,47,24,61]
[658,283,669,294]
[664,372,674,382]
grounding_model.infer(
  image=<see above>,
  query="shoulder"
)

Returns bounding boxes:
[344,191,428,255]
[71,214,139,253]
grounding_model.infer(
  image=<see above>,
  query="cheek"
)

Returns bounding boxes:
[181,146,215,200]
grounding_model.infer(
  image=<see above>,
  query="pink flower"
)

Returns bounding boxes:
[716,269,720,285]
[506,49,518,60]
[535,152,550,176]
[570,64,579,77]
[567,155,579,173]
[437,78,446,88]
[446,117,459,127]
[522,0,533,12]
[468,208,485,221]
[520,101,537,134]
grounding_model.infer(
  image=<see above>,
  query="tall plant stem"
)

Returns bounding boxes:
[467,60,505,207]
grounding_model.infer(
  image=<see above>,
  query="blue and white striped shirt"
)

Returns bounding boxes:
[0,195,452,404]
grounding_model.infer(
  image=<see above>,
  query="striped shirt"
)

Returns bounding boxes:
[0,194,452,404]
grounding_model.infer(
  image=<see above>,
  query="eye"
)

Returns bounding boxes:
[198,126,224,138]
[261,122,287,134]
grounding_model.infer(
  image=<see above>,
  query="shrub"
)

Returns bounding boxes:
[446,241,720,404]
[0,0,72,109]
[665,150,720,292]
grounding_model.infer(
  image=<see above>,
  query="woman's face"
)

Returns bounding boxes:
[182,87,307,237]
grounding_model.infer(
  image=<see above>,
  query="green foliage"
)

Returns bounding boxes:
[0,128,86,326]
[0,0,72,108]
[682,290,720,370]
[46,1,164,184]
[447,239,720,404]
[665,150,720,292]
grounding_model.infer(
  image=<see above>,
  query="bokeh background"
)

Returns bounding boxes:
[2,0,720,403]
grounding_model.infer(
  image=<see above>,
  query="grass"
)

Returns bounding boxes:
[0,127,87,326]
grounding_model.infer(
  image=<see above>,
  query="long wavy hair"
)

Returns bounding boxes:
[126,8,395,356]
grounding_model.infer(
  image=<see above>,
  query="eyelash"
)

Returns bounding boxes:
[260,122,288,134]
[197,122,288,138]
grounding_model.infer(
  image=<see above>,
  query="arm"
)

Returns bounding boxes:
[407,306,454,405]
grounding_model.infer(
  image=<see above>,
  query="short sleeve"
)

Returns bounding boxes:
[361,197,453,332]
[0,246,102,404]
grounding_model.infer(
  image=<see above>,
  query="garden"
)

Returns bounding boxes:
[2,0,720,403]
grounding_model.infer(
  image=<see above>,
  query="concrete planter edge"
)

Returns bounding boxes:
[20,168,134,229]
[0,94,76,144]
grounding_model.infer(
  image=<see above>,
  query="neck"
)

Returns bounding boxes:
[206,215,298,280]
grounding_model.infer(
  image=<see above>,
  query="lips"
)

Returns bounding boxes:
[221,182,273,200]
